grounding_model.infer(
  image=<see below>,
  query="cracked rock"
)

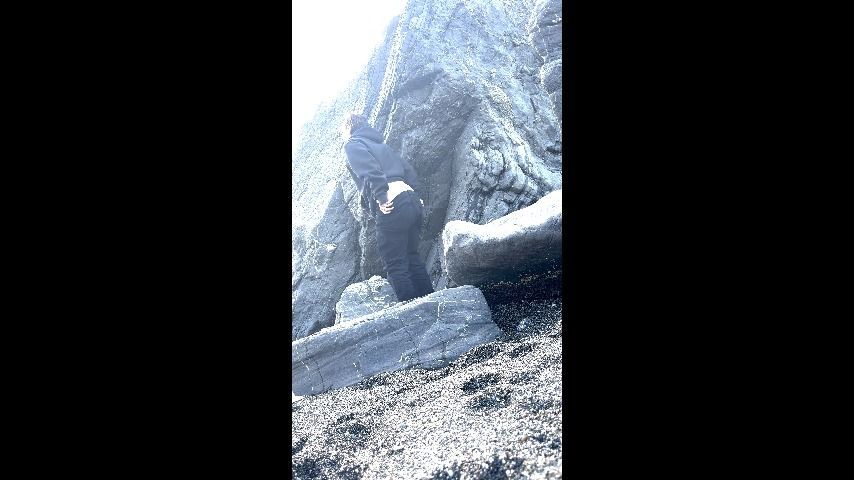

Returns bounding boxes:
[292,285,498,396]
[442,189,561,287]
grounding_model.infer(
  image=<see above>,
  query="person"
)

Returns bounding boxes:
[341,113,435,302]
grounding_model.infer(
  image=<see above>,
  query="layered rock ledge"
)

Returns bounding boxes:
[293,285,499,396]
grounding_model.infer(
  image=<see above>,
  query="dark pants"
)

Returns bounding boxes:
[375,191,435,302]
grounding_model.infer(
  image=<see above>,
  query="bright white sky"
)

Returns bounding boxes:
[292,0,407,148]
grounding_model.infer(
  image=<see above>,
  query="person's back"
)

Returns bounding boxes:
[347,126,409,183]
[344,124,423,214]
[341,113,434,302]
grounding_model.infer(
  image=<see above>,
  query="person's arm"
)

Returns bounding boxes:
[344,140,389,205]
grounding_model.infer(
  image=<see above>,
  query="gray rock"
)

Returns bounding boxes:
[292,185,361,341]
[292,285,499,396]
[292,0,562,341]
[442,189,561,287]
[529,0,562,64]
[529,0,562,124]
[335,275,398,325]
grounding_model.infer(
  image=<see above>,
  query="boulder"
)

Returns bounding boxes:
[442,189,561,287]
[335,275,398,325]
[292,285,499,396]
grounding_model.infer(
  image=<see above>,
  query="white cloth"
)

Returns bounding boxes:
[386,180,413,203]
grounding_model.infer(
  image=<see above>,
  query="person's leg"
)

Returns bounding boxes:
[406,195,435,298]
[376,205,417,302]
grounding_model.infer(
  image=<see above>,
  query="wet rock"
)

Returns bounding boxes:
[441,189,561,287]
[292,285,498,396]
[335,275,399,325]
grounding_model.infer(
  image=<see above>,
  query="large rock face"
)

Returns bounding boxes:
[442,189,561,287]
[292,285,499,396]
[292,0,563,340]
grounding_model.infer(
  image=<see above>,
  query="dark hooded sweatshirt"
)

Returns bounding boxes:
[344,126,422,214]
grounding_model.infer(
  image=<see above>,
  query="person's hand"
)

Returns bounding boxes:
[378,200,394,214]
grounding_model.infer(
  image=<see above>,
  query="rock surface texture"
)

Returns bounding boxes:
[442,189,562,287]
[335,275,399,325]
[530,0,563,124]
[292,0,563,341]
[293,286,499,396]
